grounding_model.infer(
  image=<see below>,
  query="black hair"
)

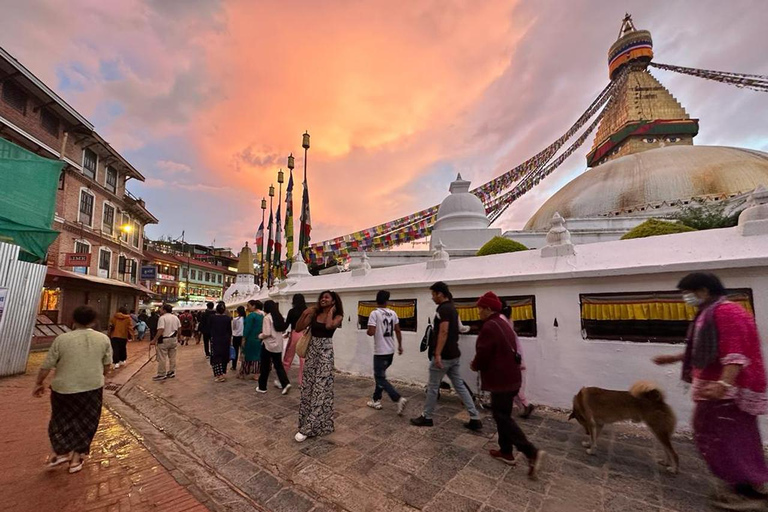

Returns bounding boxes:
[249,300,263,310]
[162,304,173,313]
[215,303,226,314]
[317,290,344,319]
[429,281,452,300]
[118,306,128,314]
[500,299,512,319]
[130,309,135,314]
[376,290,390,305]
[73,305,97,326]
[677,272,727,297]
[264,300,287,331]
[292,293,307,309]
[206,302,214,309]
[236,306,246,317]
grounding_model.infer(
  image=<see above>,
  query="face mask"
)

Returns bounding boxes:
[682,293,704,307]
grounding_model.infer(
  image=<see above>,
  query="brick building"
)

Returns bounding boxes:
[0,46,157,331]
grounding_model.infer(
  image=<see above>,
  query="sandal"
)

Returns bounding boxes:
[47,454,71,468]
[68,459,84,474]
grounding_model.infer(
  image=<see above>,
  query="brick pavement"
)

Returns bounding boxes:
[0,341,210,512]
[118,345,722,512]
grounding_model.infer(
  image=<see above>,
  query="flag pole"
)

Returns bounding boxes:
[299,131,311,261]
[285,153,295,272]
[259,198,266,287]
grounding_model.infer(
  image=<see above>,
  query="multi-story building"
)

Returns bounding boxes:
[0,46,158,329]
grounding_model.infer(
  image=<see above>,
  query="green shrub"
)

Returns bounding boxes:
[620,218,696,240]
[668,201,740,230]
[476,236,529,256]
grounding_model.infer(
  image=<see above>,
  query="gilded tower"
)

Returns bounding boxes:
[586,15,699,167]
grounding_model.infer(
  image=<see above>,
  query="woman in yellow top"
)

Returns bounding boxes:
[33,305,112,474]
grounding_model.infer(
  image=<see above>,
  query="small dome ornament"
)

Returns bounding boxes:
[541,213,575,258]
[427,239,450,269]
[352,251,372,277]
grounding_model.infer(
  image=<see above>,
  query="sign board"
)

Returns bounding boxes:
[0,287,7,326]
[140,265,157,280]
[64,253,91,267]
[157,273,176,281]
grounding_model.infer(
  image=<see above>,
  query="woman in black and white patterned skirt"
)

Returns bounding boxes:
[294,290,344,442]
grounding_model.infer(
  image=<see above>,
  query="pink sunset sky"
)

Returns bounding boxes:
[2,0,767,251]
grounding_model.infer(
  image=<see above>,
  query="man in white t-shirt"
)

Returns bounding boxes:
[366,290,407,415]
[152,304,181,381]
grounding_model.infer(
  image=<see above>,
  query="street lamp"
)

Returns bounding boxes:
[260,197,266,287]
[276,168,284,282]
[268,184,275,287]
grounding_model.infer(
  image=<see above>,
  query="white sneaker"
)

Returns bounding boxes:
[256,387,267,394]
[274,379,282,389]
[294,432,308,443]
[281,383,292,395]
[397,398,408,416]
[367,400,382,410]
[114,362,121,369]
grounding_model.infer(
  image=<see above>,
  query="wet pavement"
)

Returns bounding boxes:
[116,344,721,512]
[0,342,210,512]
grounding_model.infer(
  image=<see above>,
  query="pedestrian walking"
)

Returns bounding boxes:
[283,293,308,385]
[231,306,245,371]
[148,310,159,341]
[209,302,233,382]
[199,302,215,357]
[33,305,112,474]
[108,306,133,369]
[653,273,768,510]
[257,300,292,394]
[411,281,482,430]
[179,310,194,346]
[500,301,535,419]
[136,319,148,341]
[365,290,407,415]
[238,300,264,380]
[294,290,343,442]
[471,291,545,479]
[152,304,181,381]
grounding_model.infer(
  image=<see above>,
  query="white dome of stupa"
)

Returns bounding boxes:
[433,174,490,231]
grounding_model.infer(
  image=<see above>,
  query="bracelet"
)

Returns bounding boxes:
[717,380,734,389]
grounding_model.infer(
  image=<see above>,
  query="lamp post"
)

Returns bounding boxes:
[268,184,275,288]
[276,168,284,280]
[286,153,295,266]
[260,197,266,287]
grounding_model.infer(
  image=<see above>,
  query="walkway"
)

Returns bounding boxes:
[0,341,210,512]
[117,345,718,512]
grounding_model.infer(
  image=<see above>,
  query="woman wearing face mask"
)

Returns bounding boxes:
[293,290,344,442]
[653,273,768,510]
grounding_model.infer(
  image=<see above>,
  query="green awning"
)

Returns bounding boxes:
[0,137,63,261]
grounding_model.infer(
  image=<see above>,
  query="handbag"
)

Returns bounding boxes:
[420,323,433,353]
[295,329,312,358]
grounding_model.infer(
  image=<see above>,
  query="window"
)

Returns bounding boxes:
[120,214,130,242]
[217,274,222,284]
[2,80,27,114]
[357,300,418,332]
[73,241,90,274]
[82,148,97,180]
[78,190,94,226]
[118,255,126,276]
[105,166,117,193]
[580,290,754,344]
[205,272,210,282]
[102,203,115,236]
[453,295,537,337]
[129,259,137,283]
[40,108,59,137]
[191,269,197,280]
[98,249,111,274]
[58,169,65,190]
[182,267,187,278]
[131,221,140,248]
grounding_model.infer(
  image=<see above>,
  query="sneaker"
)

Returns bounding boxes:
[464,419,483,431]
[367,400,383,410]
[410,415,434,427]
[709,490,766,511]
[294,432,308,443]
[520,404,535,419]
[274,379,283,389]
[256,387,267,394]
[527,450,546,480]
[489,449,517,466]
[114,362,121,369]
[165,371,175,379]
[281,384,292,395]
[396,398,408,416]
[152,375,166,381]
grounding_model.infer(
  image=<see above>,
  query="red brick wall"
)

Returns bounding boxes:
[0,81,64,152]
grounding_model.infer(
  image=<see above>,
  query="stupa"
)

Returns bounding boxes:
[222,242,259,302]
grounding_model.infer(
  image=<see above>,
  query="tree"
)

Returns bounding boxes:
[668,201,740,230]
[621,219,696,240]
[476,236,529,256]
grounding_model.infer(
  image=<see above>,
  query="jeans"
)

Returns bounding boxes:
[373,354,401,402]
[202,333,211,356]
[110,337,127,364]
[423,357,479,420]
[258,346,290,391]
[232,336,243,370]
[156,337,178,375]
[491,391,537,458]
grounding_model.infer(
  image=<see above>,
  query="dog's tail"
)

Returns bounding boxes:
[629,380,665,401]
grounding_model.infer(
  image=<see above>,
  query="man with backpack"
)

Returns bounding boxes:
[411,281,482,430]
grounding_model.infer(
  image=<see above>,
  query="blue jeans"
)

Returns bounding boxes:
[373,354,401,402]
[423,357,479,420]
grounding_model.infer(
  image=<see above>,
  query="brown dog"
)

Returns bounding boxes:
[568,381,678,473]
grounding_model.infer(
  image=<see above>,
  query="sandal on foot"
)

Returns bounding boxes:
[47,454,71,468]
[68,460,84,474]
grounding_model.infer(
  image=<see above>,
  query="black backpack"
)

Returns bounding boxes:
[420,321,432,353]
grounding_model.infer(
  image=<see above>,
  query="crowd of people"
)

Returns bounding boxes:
[30,273,768,510]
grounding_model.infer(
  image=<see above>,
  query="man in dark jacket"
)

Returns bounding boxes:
[471,291,545,480]
[199,302,215,357]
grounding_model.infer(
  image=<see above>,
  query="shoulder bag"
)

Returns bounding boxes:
[296,328,312,358]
